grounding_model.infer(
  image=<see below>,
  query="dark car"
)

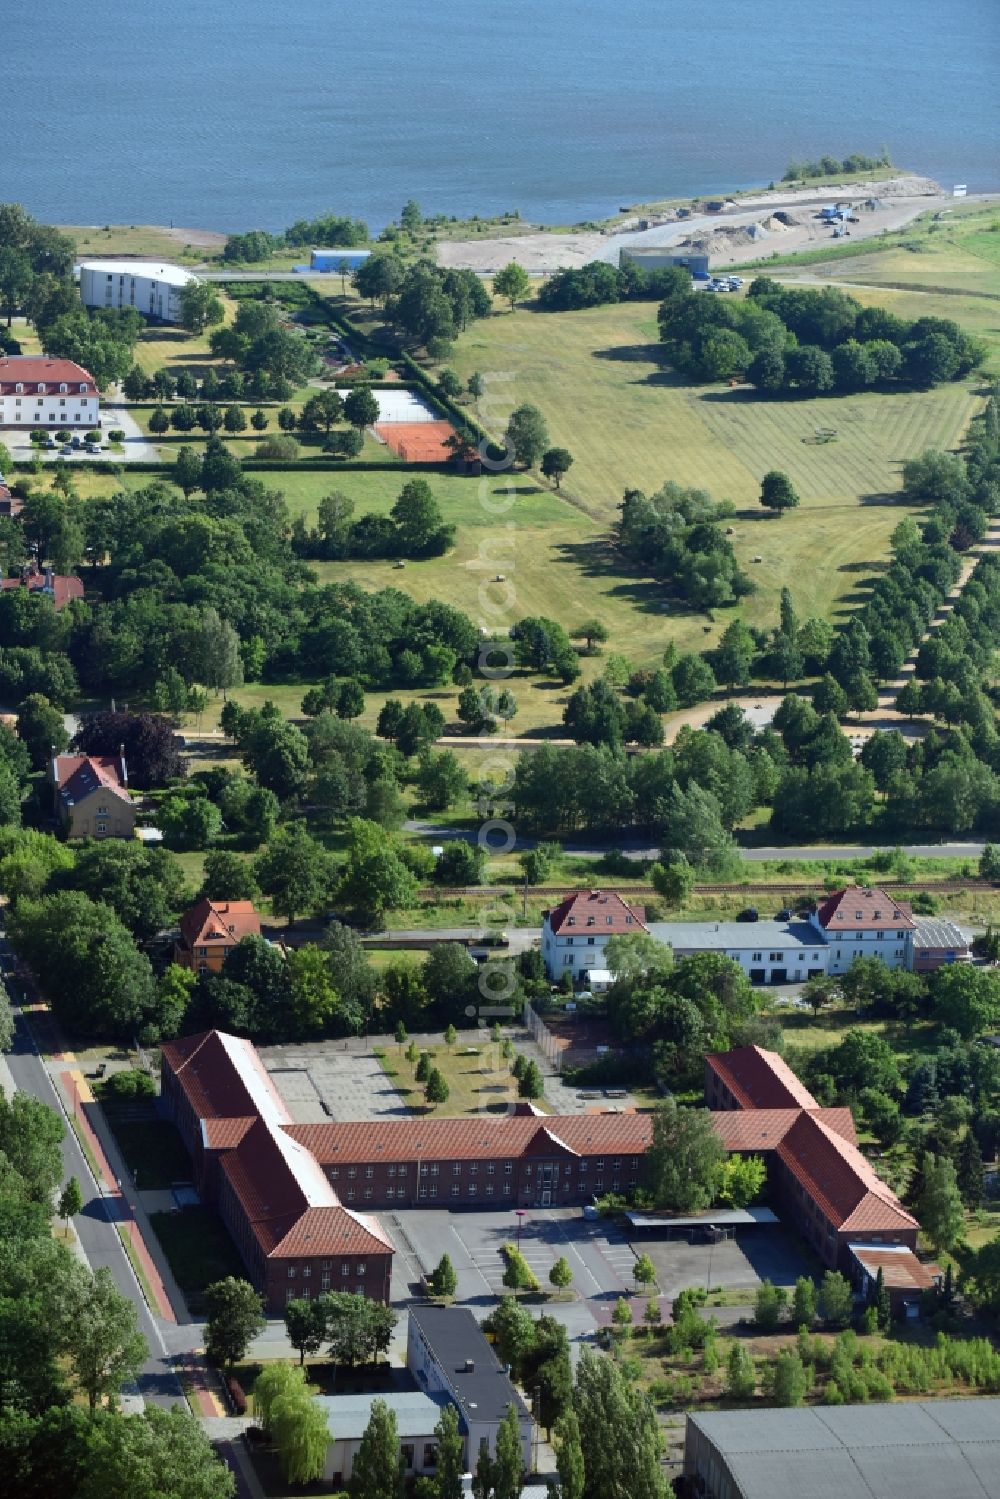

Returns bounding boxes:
[775,908,792,921]
[736,907,759,922]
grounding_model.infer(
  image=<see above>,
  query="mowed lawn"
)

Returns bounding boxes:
[376,1039,538,1116]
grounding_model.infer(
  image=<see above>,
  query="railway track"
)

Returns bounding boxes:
[421,879,990,900]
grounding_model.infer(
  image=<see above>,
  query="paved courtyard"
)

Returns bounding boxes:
[259,1039,409,1122]
[625,1225,810,1301]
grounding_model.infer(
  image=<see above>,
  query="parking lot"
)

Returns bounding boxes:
[259,1039,409,1121]
[625,1225,810,1301]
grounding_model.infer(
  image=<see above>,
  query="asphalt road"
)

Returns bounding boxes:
[2,954,187,1409]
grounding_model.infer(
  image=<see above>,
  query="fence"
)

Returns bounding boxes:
[523,1001,563,1074]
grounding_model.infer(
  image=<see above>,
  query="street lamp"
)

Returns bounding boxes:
[515,1209,526,1255]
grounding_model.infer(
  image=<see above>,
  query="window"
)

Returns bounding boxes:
[341,1263,350,1277]
[451,1184,460,1197]
[469,1163,478,1175]
[59,397,66,406]
[365,1166,374,1178]
[751,952,762,962]
[397,1165,406,1177]
[453,1163,461,1176]
[768,952,784,962]
[386,1186,395,1200]
[287,1267,296,1279]
[587,937,595,946]
[430,1163,439,1176]
[14,382,23,393]
[595,1159,604,1170]
[346,1189,355,1201]
[302,1265,311,1278]
[876,930,884,940]
[486,1184,494,1197]
[59,383,67,393]
[285,1287,296,1304]
[429,1185,437,1198]
[579,1161,587,1173]
[37,384,46,395]
[487,1162,495,1175]
[419,1186,428,1199]
[78,383,87,393]
[387,1165,396,1177]
[505,1161,513,1174]
[611,1178,620,1191]
[423,1445,438,1470]
[612,1158,621,1170]
[468,1183,477,1196]
[897,929,906,939]
[96,822,108,835]
[348,1166,357,1179]
[357,1264,365,1276]
[330,1168,339,1180]
[503,1181,511,1195]
[595,1178,604,1191]
[97,804,109,815]
[364,1187,373,1199]
[321,1272,330,1288]
[401,1446,414,1471]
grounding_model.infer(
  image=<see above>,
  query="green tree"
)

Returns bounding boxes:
[223,404,246,434]
[504,403,549,468]
[725,1341,757,1399]
[541,447,574,488]
[517,1059,544,1100]
[58,1175,83,1228]
[256,823,335,923]
[79,1406,237,1499]
[15,692,69,770]
[573,1346,667,1499]
[493,261,531,311]
[344,384,380,433]
[646,1098,725,1213]
[766,1348,808,1407]
[791,1276,817,1327]
[432,1401,465,1499]
[66,1266,148,1411]
[271,1384,329,1485]
[494,1402,525,1499]
[284,1297,328,1364]
[203,1277,265,1371]
[571,619,608,654]
[916,1153,965,1253]
[717,1153,766,1209]
[425,1067,450,1106]
[817,1270,854,1328]
[650,858,695,909]
[553,1407,585,1499]
[549,1256,573,1293]
[483,1297,535,1380]
[350,1397,404,1499]
[428,1253,458,1299]
[178,280,225,333]
[754,1279,788,1331]
[633,1253,656,1292]
[502,1244,539,1297]
[148,405,170,434]
[957,1130,985,1209]
[759,469,800,516]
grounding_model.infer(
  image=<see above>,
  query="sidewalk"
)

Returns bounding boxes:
[59,1066,185,1324]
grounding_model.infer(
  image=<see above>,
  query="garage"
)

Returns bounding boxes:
[749,968,765,984]
[769,968,787,984]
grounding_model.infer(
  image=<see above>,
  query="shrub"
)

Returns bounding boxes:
[255,433,299,460]
[55,429,72,443]
[108,428,126,443]
[105,1068,156,1099]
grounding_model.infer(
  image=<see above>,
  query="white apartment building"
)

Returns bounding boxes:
[648,919,830,985]
[0,356,99,429]
[541,888,648,981]
[809,885,915,974]
[78,259,199,323]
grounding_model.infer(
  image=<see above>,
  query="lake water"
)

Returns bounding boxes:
[6,0,998,232]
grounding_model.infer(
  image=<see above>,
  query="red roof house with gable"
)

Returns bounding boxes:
[0,355,99,430]
[542,888,647,982]
[174,897,262,974]
[50,752,134,840]
[812,886,916,975]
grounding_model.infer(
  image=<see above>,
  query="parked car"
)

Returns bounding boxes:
[775,908,792,921]
[736,907,759,922]
[71,435,82,447]
[59,445,73,455]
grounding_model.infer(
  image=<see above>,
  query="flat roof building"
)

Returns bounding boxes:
[78,260,199,324]
[407,1306,532,1466]
[683,1400,1000,1499]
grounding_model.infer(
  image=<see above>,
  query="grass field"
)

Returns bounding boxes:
[149,1207,247,1310]
[376,1036,540,1115]
[58,224,219,265]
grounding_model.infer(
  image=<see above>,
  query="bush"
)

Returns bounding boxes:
[107,429,126,443]
[255,433,299,460]
[55,429,72,443]
[105,1068,156,1099]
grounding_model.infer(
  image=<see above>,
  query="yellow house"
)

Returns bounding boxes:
[50,753,135,839]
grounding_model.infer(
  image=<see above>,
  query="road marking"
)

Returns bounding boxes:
[552,1223,603,1296]
[449,1224,495,1296]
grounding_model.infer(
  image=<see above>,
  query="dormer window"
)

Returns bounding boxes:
[59,383,68,393]
[37,383,46,395]
[567,917,576,926]
[14,382,23,394]
[78,383,87,393]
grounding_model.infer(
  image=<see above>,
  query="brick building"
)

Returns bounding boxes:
[707,1046,920,1274]
[173,897,262,974]
[160,1031,393,1313]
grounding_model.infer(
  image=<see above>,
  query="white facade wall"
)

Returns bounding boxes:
[0,385,98,429]
[406,1319,532,1467]
[809,912,912,974]
[669,943,830,984]
[79,264,195,323]
[542,918,616,981]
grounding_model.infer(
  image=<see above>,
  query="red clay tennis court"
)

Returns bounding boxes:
[374,420,457,462]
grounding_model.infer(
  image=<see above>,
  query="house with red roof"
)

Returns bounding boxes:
[50,751,134,839]
[173,897,262,974]
[541,889,647,982]
[1,560,84,611]
[0,355,99,429]
[810,885,916,974]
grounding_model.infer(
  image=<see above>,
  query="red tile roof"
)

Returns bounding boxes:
[0,355,96,393]
[285,1112,654,1165]
[706,1046,820,1110]
[52,753,131,809]
[271,1205,395,1259]
[776,1111,917,1233]
[711,1106,857,1153]
[816,886,915,932]
[545,889,647,936]
[201,1116,256,1150]
[178,897,261,953]
[0,572,85,610]
[161,1029,292,1126]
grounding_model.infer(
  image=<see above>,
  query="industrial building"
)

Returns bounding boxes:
[620,246,710,276]
[682,1401,1000,1499]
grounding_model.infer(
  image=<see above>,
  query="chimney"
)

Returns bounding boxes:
[118,743,127,785]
